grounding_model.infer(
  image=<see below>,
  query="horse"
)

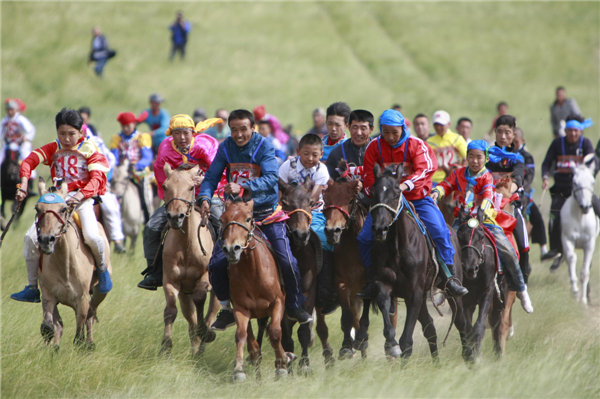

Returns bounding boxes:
[277,176,323,374]
[369,163,470,361]
[159,163,218,356]
[456,207,506,360]
[220,198,295,381]
[110,159,143,251]
[322,175,383,361]
[560,154,599,306]
[35,178,112,350]
[1,147,29,223]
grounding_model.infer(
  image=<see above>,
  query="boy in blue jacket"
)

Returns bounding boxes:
[198,109,312,330]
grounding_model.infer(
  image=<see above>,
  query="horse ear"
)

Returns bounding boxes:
[373,163,382,180]
[224,199,233,210]
[583,153,597,174]
[122,158,130,170]
[304,175,314,192]
[458,205,468,223]
[37,177,47,195]
[58,180,68,199]
[245,199,254,210]
[189,164,200,176]
[351,179,361,194]
[395,163,404,180]
[163,163,173,178]
[278,178,288,193]
[477,207,485,223]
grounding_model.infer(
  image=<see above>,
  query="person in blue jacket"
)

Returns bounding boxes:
[143,94,171,154]
[198,109,313,330]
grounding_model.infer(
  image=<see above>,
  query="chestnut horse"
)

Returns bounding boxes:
[220,198,294,381]
[369,164,471,361]
[35,178,112,349]
[160,164,219,357]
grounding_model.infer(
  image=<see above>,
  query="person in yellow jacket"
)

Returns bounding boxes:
[427,110,467,186]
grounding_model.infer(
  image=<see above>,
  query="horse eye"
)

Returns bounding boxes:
[189,186,194,191]
[162,185,167,191]
[310,200,314,206]
[61,208,68,213]
[246,217,252,223]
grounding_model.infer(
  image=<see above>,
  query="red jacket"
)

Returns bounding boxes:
[363,136,436,201]
[435,166,495,209]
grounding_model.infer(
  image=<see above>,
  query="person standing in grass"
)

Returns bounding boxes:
[306,107,327,138]
[143,94,171,155]
[550,86,582,138]
[88,26,115,78]
[169,12,191,61]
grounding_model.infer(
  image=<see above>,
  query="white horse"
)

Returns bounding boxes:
[110,159,144,251]
[560,153,599,305]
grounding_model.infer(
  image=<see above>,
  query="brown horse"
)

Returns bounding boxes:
[35,178,112,349]
[278,177,322,374]
[220,198,294,381]
[160,164,219,357]
[322,176,388,361]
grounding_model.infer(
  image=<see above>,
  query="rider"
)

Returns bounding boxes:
[357,109,468,299]
[110,111,153,222]
[513,127,548,259]
[279,133,336,312]
[540,115,600,271]
[485,115,531,284]
[10,108,113,303]
[137,114,225,290]
[427,110,467,187]
[198,109,313,330]
[430,140,534,313]
[321,102,351,162]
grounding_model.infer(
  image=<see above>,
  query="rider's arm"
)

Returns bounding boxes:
[403,138,437,193]
[242,142,278,195]
[361,141,377,197]
[432,169,458,200]
[109,135,121,166]
[80,152,110,199]
[541,140,558,182]
[582,138,600,177]
[512,159,525,189]
[134,134,153,171]
[325,145,341,181]
[197,143,228,204]
[19,142,54,180]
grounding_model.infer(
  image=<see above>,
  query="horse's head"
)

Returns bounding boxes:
[111,158,130,197]
[571,154,596,214]
[370,163,403,242]
[220,198,255,264]
[279,177,313,247]
[323,178,361,245]
[456,206,485,280]
[163,163,199,229]
[34,178,70,254]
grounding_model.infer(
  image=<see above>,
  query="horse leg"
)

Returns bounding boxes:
[416,300,438,360]
[161,283,179,355]
[40,289,56,347]
[130,233,138,253]
[178,292,200,356]
[193,281,215,352]
[268,299,288,379]
[204,290,221,327]
[497,291,516,358]
[563,238,579,297]
[297,321,312,374]
[580,240,595,306]
[354,298,370,358]
[256,317,269,350]
[52,307,64,347]
[247,321,262,380]
[449,296,471,362]
[376,286,400,358]
[233,309,250,382]
[398,289,425,361]
[85,285,106,350]
[74,297,90,348]
[281,316,295,354]
[338,285,355,359]
[315,308,334,367]
[471,290,494,361]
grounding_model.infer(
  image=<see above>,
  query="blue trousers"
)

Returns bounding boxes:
[208,220,305,309]
[358,196,455,268]
[311,211,334,252]
[94,57,108,76]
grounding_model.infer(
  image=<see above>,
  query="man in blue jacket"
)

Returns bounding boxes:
[198,109,313,330]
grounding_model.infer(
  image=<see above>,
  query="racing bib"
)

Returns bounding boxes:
[51,149,90,185]
[556,155,583,174]
[228,163,261,186]
[433,146,460,169]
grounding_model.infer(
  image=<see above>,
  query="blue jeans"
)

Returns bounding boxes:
[358,196,455,268]
[94,57,108,76]
[208,220,305,309]
[311,211,334,252]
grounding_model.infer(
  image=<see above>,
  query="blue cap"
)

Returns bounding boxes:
[37,193,67,204]
[565,118,593,131]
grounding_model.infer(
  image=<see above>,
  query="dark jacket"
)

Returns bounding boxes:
[325,139,370,181]
[517,145,535,194]
[486,142,525,189]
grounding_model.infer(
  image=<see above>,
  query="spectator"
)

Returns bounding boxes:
[321,102,351,162]
[412,113,433,140]
[143,94,171,154]
[257,120,286,164]
[427,110,467,186]
[550,86,582,138]
[88,26,115,77]
[204,108,231,143]
[456,117,473,144]
[169,12,191,61]
[193,107,207,124]
[484,101,509,143]
[392,104,411,127]
[78,107,98,136]
[253,105,289,145]
[306,107,327,138]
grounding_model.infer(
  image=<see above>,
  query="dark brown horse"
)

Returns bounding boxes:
[1,147,29,223]
[323,176,386,361]
[278,177,323,374]
[369,163,471,361]
[220,198,293,381]
[456,207,504,360]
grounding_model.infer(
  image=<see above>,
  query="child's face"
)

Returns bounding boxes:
[495,124,515,147]
[57,124,84,149]
[258,123,271,138]
[296,144,324,168]
[121,122,136,136]
[467,149,486,173]
[172,128,194,148]
[512,135,524,149]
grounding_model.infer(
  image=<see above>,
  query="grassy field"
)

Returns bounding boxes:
[2,1,599,398]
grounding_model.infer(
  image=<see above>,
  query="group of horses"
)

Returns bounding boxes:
[19,155,598,382]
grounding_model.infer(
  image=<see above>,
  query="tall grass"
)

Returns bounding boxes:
[2,2,599,398]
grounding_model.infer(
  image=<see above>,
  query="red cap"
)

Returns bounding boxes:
[117,111,148,125]
[253,105,266,121]
[5,98,26,112]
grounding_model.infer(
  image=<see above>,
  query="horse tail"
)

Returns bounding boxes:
[370,299,379,315]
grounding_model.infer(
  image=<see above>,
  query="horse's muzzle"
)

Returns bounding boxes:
[38,235,57,254]
[373,226,389,242]
[324,227,342,246]
[581,205,592,214]
[462,263,479,280]
[291,229,310,247]
[222,244,242,264]
[166,212,185,229]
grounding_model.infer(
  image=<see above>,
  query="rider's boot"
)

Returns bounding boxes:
[516,288,534,313]
[96,263,113,294]
[356,267,380,300]
[445,263,468,297]
[10,285,41,303]
[138,258,162,291]
[113,240,126,254]
[287,306,313,324]
[317,250,339,315]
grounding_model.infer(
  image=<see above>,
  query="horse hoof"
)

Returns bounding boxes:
[201,329,216,343]
[40,324,54,343]
[361,350,367,359]
[338,347,355,360]
[353,339,369,352]
[275,368,288,380]
[507,325,515,340]
[232,371,246,383]
[285,352,298,364]
[385,345,401,358]
[298,365,312,376]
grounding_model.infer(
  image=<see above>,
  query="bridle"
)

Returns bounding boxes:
[164,187,195,220]
[572,184,595,210]
[220,217,260,251]
[323,197,360,230]
[369,193,403,228]
[459,221,485,267]
[36,206,76,239]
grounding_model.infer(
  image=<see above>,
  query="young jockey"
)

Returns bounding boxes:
[278,133,337,313]
[10,108,112,302]
[357,109,468,299]
[137,114,224,290]
[485,115,531,283]
[430,140,533,313]
[426,110,467,186]
[198,109,313,330]
[1,98,36,168]
[321,102,351,162]
[541,115,600,271]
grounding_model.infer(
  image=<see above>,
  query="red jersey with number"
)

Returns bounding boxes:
[20,138,109,198]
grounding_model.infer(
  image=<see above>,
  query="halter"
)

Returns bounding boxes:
[323,197,360,230]
[284,208,313,225]
[220,218,258,250]
[572,184,595,209]
[459,220,485,267]
[369,193,404,228]
[36,206,75,239]
[164,187,195,219]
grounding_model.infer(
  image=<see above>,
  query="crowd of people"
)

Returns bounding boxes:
[2,88,598,330]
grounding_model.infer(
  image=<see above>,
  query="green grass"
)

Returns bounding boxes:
[2,1,600,398]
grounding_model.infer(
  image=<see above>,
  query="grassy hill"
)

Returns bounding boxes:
[1,2,599,398]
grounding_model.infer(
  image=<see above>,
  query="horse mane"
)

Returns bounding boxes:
[177,163,195,171]
[228,196,246,204]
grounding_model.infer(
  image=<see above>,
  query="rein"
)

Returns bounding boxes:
[220,218,262,251]
[164,189,195,220]
[459,221,485,267]
[36,206,76,239]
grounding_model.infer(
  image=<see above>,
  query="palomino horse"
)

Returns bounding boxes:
[456,207,506,360]
[561,154,599,305]
[369,164,470,361]
[35,178,112,349]
[220,198,294,381]
[160,163,218,356]
[278,177,322,374]
[110,159,143,251]
[323,175,384,361]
